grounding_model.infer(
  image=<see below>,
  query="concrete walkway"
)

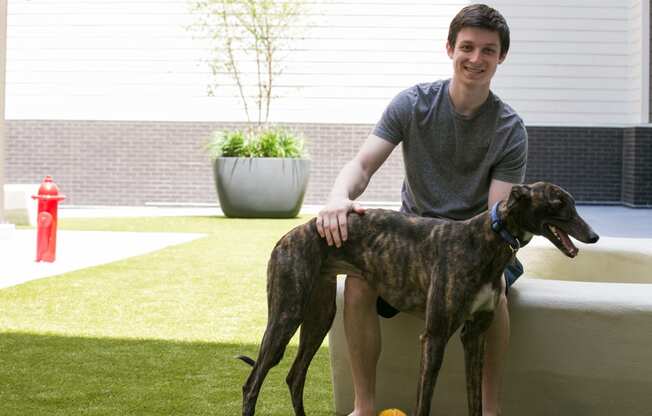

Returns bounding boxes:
[574,205,652,238]
[1,203,650,291]
[0,230,205,289]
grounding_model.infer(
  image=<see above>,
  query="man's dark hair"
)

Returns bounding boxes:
[448,4,510,57]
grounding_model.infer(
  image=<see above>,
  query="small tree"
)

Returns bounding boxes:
[188,0,307,126]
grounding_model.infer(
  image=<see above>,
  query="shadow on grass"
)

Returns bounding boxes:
[0,332,334,416]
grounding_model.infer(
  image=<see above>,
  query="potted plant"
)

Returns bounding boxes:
[189,0,311,218]
[207,128,310,218]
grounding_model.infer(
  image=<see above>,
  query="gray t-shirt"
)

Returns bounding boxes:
[373,79,528,220]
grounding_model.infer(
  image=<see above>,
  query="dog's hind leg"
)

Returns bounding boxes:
[242,312,302,416]
[242,263,311,414]
[286,275,337,416]
[460,311,494,416]
[242,233,326,416]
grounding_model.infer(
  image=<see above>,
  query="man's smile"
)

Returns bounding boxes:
[463,65,485,74]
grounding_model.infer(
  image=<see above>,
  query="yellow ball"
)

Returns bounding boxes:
[378,409,407,416]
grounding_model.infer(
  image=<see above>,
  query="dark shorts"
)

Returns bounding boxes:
[376,257,524,319]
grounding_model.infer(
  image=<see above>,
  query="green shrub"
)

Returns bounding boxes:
[206,130,247,158]
[207,128,306,160]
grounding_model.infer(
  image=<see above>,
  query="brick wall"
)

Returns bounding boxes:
[5,120,652,207]
[623,127,652,206]
[7,120,217,206]
[525,127,623,203]
[5,120,403,206]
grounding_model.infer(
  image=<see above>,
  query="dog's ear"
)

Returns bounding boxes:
[507,184,531,209]
[545,185,569,210]
[548,190,567,210]
[549,196,563,210]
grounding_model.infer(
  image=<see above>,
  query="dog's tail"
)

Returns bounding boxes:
[236,355,256,367]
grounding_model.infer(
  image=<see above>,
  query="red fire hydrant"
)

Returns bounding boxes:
[32,176,66,262]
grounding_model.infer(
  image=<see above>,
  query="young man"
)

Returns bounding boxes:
[316,4,527,416]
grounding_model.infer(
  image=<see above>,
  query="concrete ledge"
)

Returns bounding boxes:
[3,184,39,226]
[328,237,652,415]
[0,223,15,239]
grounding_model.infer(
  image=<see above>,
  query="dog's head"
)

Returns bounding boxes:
[506,182,599,257]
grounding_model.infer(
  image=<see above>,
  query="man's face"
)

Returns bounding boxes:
[446,27,505,88]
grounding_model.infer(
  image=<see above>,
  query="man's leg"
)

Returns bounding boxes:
[482,278,509,416]
[344,275,380,416]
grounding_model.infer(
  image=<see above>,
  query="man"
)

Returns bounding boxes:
[316,4,527,416]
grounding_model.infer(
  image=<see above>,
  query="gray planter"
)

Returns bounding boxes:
[213,157,311,218]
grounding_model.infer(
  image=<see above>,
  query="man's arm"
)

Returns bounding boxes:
[317,134,396,247]
[488,178,515,209]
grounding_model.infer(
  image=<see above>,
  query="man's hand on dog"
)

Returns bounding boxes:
[317,198,366,247]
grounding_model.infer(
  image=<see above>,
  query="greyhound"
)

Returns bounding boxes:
[239,182,599,416]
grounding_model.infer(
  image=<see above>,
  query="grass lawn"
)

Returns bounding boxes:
[0,215,335,415]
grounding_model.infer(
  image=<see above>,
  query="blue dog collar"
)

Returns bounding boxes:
[490,201,520,252]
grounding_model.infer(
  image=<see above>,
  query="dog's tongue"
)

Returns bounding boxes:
[558,229,577,256]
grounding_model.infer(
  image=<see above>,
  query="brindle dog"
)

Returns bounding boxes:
[240,182,599,416]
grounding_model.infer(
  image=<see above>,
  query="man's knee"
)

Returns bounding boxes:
[498,292,508,311]
[344,275,377,307]
[500,275,508,304]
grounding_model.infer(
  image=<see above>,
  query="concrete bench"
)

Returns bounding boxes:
[328,238,652,415]
[3,184,39,226]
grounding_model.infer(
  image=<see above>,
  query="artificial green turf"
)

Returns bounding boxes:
[0,215,335,415]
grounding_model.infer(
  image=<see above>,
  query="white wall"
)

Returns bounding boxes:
[627,0,650,123]
[6,0,649,125]
[494,0,645,125]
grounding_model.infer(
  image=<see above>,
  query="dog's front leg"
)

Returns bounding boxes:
[415,330,447,416]
[460,311,494,416]
[415,276,451,416]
